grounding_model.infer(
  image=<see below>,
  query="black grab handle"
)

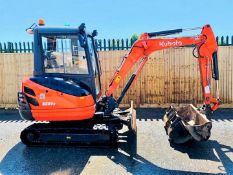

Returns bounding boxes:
[148,29,183,37]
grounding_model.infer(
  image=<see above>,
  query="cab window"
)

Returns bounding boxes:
[42,35,89,74]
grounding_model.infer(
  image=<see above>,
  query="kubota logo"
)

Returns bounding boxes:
[159,40,183,47]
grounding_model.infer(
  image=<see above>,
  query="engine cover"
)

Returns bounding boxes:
[18,77,96,121]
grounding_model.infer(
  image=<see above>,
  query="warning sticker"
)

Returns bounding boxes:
[114,76,121,83]
[205,86,210,94]
[39,93,46,99]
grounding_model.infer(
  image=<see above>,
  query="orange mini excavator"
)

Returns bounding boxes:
[18,20,220,147]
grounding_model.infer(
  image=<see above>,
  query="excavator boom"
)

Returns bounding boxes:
[101,25,220,144]
[106,24,220,112]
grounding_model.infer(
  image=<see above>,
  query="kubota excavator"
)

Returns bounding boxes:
[18,20,220,148]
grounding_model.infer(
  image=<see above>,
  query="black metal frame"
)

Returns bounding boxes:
[33,26,101,101]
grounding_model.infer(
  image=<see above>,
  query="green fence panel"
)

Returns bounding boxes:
[0,36,233,53]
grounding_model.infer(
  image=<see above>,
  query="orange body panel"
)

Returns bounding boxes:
[32,106,95,121]
[22,78,96,121]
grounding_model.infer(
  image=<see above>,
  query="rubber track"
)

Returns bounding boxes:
[20,123,118,148]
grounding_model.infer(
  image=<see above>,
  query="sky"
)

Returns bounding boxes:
[0,0,233,42]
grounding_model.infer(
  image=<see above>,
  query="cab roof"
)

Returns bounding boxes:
[34,26,80,34]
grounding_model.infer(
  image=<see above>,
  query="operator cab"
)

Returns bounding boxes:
[33,25,101,100]
[18,24,101,121]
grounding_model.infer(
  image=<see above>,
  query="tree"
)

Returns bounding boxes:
[130,33,139,41]
[130,33,139,45]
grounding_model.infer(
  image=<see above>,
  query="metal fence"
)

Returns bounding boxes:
[0,36,233,53]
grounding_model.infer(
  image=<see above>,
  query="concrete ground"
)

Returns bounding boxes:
[0,108,233,175]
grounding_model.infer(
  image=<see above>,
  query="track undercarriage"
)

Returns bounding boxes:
[20,101,137,150]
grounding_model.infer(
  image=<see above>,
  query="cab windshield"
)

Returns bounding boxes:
[42,35,89,74]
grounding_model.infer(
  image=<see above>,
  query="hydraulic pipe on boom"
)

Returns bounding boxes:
[100,24,221,144]
[106,24,220,113]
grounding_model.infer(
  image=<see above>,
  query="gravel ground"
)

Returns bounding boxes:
[0,108,233,175]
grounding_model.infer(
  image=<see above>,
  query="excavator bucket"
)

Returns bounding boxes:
[163,104,212,144]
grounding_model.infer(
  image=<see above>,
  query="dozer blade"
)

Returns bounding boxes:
[163,104,212,144]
